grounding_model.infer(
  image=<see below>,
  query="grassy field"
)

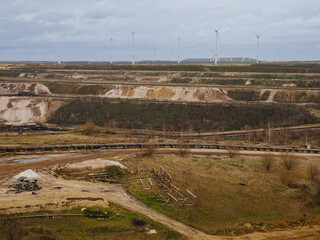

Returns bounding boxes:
[0,131,131,147]
[0,204,185,240]
[122,153,320,235]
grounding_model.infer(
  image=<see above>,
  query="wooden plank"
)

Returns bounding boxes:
[187,189,197,199]
[167,193,178,202]
[140,178,144,187]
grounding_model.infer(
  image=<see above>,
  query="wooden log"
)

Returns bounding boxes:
[170,183,180,191]
[140,178,144,187]
[187,189,197,199]
[167,193,178,202]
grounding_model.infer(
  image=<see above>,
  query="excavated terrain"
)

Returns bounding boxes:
[0,97,63,125]
[104,85,232,102]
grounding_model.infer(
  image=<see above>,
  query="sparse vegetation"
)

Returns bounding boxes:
[123,154,320,235]
[0,205,185,240]
[45,83,113,95]
[49,100,318,132]
[0,214,24,240]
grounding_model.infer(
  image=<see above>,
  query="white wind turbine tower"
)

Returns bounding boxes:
[253,32,263,63]
[209,28,220,64]
[57,44,61,64]
[177,35,183,64]
[127,28,138,64]
[109,36,115,64]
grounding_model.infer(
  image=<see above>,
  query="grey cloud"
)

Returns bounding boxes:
[0,0,319,61]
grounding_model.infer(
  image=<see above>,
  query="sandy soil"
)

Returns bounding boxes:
[68,158,127,169]
[0,83,51,95]
[0,97,62,125]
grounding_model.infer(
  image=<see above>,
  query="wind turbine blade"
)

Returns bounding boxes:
[252,31,259,38]
[260,30,267,37]
[124,27,133,33]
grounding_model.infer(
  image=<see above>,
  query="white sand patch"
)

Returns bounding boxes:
[14,169,43,181]
[68,159,127,169]
[0,97,55,125]
[0,83,51,95]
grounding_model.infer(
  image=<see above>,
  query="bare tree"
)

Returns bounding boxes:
[261,154,275,171]
[308,164,320,181]
[281,153,298,170]
[141,144,156,157]
[177,139,190,157]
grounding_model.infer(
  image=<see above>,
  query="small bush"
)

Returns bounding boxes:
[142,145,156,157]
[261,154,275,171]
[178,141,190,157]
[227,148,237,158]
[281,153,298,170]
[83,121,96,135]
[280,171,301,188]
[131,218,147,227]
[308,164,320,181]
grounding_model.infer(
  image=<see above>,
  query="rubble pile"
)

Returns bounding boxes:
[9,177,42,193]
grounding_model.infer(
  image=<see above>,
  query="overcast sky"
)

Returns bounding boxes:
[0,0,320,62]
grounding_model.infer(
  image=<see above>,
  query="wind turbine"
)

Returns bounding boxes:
[127,28,138,64]
[253,32,263,63]
[57,44,61,64]
[177,35,183,64]
[109,36,115,64]
[209,28,220,64]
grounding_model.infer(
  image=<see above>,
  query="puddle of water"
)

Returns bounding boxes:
[1,157,50,164]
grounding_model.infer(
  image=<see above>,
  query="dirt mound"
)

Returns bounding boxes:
[104,85,232,102]
[0,83,51,95]
[0,97,63,125]
[14,169,42,181]
[68,159,127,169]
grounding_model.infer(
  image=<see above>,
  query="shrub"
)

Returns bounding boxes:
[280,171,300,188]
[261,154,275,171]
[227,148,237,158]
[308,164,320,181]
[281,153,298,170]
[177,139,190,157]
[83,121,96,135]
[141,145,156,157]
[131,218,147,227]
